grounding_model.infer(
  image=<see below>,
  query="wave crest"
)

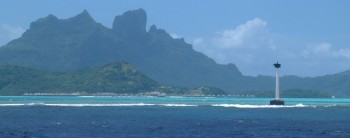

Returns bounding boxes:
[211,103,312,108]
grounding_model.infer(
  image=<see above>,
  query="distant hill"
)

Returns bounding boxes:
[282,71,350,97]
[0,9,349,97]
[0,62,158,95]
[0,62,228,96]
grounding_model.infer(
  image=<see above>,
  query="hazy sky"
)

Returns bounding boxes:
[1,0,349,77]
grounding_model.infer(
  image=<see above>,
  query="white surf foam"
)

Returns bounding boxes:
[0,103,47,106]
[0,103,334,108]
[0,103,200,107]
[44,103,198,107]
[160,104,197,107]
[0,103,156,107]
[44,103,156,107]
[0,104,27,106]
[211,103,311,108]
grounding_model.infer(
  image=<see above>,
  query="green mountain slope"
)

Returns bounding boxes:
[0,62,158,95]
[0,10,125,71]
[244,71,350,97]
[283,71,350,97]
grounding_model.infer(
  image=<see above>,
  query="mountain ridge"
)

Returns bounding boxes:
[0,9,349,97]
[0,8,243,91]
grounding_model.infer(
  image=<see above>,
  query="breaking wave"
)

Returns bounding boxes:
[160,104,197,107]
[0,103,198,107]
[211,103,316,108]
[0,103,337,108]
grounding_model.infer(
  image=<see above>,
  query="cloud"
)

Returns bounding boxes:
[336,49,350,58]
[193,18,276,75]
[0,23,25,46]
[212,18,270,49]
[312,43,332,54]
[192,18,350,76]
[302,42,350,59]
[170,33,182,39]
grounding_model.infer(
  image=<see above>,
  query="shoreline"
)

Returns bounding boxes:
[21,92,254,97]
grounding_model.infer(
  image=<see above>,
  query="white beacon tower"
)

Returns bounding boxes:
[270,62,285,105]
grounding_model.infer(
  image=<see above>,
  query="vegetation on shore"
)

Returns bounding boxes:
[0,63,228,96]
[0,62,157,95]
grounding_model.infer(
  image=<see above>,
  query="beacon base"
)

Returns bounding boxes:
[270,99,285,105]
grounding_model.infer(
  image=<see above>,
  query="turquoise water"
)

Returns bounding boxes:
[1,96,350,137]
[0,96,349,107]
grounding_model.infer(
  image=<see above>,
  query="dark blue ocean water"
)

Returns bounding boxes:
[0,97,350,137]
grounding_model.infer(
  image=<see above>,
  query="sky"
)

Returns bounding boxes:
[1,0,350,77]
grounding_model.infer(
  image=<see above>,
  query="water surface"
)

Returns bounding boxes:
[0,96,349,137]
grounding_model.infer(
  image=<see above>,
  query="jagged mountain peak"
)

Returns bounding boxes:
[23,10,99,39]
[149,25,165,34]
[29,10,96,30]
[81,9,90,15]
[0,9,246,94]
[112,8,147,38]
[29,14,58,29]
[149,25,171,37]
[45,14,58,20]
[68,10,95,23]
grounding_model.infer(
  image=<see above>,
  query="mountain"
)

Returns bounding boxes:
[282,71,350,97]
[0,10,114,70]
[0,9,242,91]
[236,70,350,97]
[0,9,349,97]
[0,62,158,95]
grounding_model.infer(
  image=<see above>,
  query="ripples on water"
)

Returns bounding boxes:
[0,96,349,137]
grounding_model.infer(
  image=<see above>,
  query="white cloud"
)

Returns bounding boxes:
[0,23,25,46]
[212,18,269,49]
[192,18,350,77]
[193,18,276,75]
[279,42,350,76]
[313,43,331,53]
[336,49,350,58]
[303,42,350,59]
[170,33,182,39]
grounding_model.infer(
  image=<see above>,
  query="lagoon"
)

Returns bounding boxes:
[1,96,350,137]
